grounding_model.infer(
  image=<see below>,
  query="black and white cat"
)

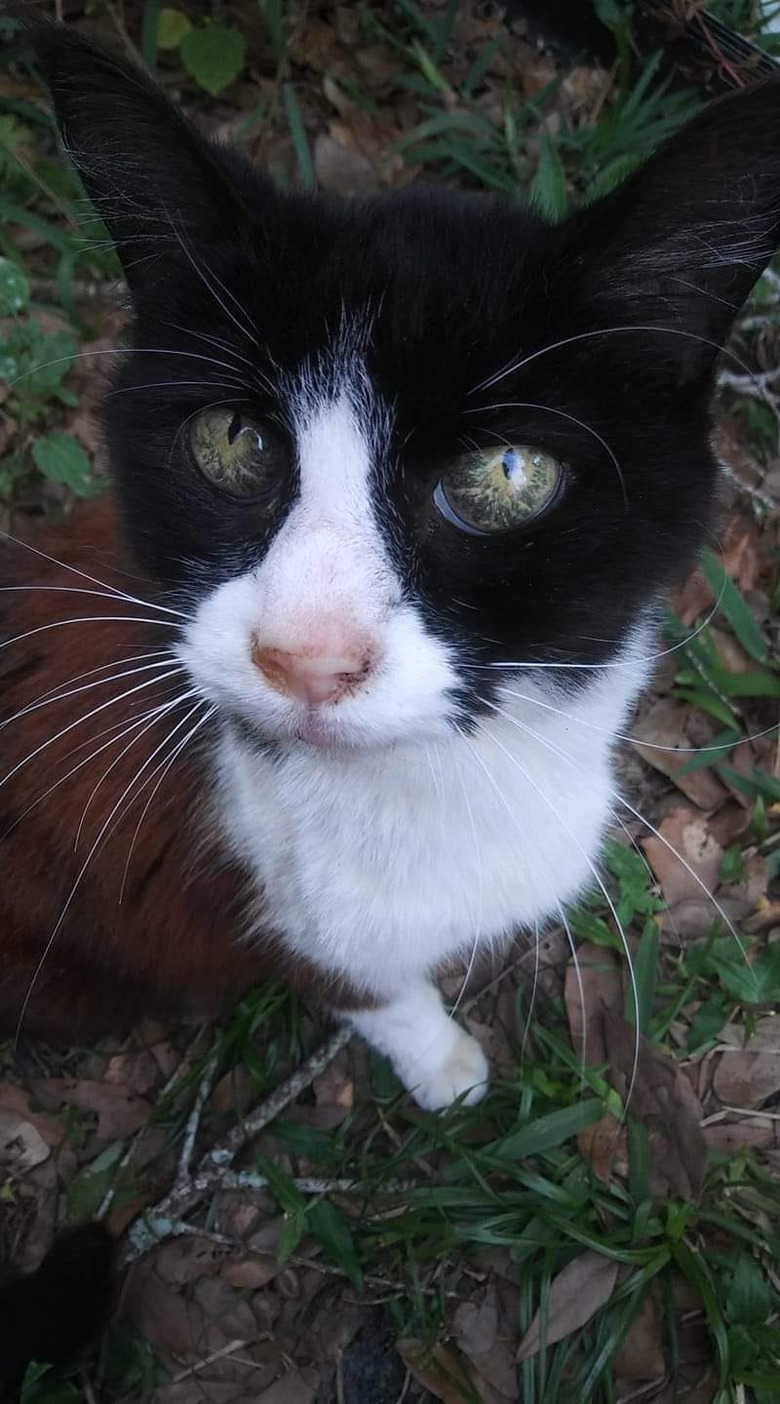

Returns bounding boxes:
[3,29,780,1118]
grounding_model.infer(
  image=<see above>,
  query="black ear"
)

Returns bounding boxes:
[30,26,265,298]
[560,76,780,377]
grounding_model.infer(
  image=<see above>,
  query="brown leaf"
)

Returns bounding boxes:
[704,1117,776,1153]
[0,1109,50,1174]
[642,807,723,910]
[516,1252,619,1362]
[564,942,623,1067]
[398,1338,499,1404]
[631,700,726,809]
[577,1114,626,1184]
[253,1370,320,1404]
[613,1291,665,1380]
[603,1011,707,1200]
[0,1082,63,1146]
[105,1048,161,1096]
[713,1050,780,1107]
[454,1280,517,1399]
[31,1077,152,1141]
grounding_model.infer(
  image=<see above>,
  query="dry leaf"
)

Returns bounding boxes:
[516,1252,619,1362]
[564,942,622,1066]
[631,700,726,809]
[603,1011,707,1200]
[398,1338,500,1404]
[613,1290,665,1380]
[642,807,723,910]
[713,1050,780,1107]
[253,1370,320,1404]
[0,1109,50,1174]
[31,1077,152,1141]
[704,1117,776,1153]
[0,1081,64,1146]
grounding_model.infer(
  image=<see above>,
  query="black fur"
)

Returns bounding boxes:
[5,24,780,1380]
[31,28,780,723]
[0,1224,116,1399]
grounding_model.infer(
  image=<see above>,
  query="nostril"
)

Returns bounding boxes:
[251,638,372,705]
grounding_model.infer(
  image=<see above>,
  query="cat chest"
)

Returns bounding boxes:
[215,728,614,991]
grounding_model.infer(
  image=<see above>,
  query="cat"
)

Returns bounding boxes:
[3,29,780,1119]
[3,22,780,1394]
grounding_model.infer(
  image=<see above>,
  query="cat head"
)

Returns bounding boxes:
[33,29,780,749]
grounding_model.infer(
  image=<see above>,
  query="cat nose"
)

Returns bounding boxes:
[251,635,372,706]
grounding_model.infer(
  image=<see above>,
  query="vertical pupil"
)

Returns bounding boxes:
[502,449,519,480]
[227,412,243,445]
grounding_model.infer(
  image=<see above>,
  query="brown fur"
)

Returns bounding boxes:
[0,499,368,1040]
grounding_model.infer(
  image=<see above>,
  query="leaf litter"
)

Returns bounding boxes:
[2,2,780,1401]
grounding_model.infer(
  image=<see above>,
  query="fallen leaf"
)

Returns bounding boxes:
[105,1048,161,1096]
[713,1050,780,1107]
[454,1280,517,1399]
[31,1077,152,1141]
[0,1082,63,1146]
[704,1117,776,1153]
[253,1369,320,1404]
[603,1011,707,1200]
[564,942,623,1066]
[642,807,723,910]
[613,1290,665,1380]
[0,1109,50,1174]
[630,700,726,809]
[516,1252,619,1362]
[398,1338,499,1404]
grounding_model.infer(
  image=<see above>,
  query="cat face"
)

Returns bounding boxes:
[35,32,780,749]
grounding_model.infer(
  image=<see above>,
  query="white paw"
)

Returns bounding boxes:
[406,1027,489,1112]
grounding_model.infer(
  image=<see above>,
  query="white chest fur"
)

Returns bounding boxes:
[216,648,648,1002]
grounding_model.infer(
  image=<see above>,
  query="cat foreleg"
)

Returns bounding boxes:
[346,983,488,1111]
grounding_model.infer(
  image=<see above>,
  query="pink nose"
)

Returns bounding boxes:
[251,637,372,706]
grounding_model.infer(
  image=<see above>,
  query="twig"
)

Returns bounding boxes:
[123,1025,353,1262]
[169,1339,251,1384]
[175,1049,220,1189]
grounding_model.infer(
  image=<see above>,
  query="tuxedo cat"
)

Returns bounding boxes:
[3,30,780,1120]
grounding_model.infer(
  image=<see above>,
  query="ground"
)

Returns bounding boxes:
[1,3,780,1401]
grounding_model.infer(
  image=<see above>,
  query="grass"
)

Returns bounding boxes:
[2,2,780,1401]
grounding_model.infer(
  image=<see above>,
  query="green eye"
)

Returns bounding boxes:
[436,446,563,534]
[189,408,288,500]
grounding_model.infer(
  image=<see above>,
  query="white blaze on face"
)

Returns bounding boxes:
[178,376,459,747]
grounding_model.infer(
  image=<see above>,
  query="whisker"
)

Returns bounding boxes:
[464,403,628,510]
[166,212,261,350]
[0,534,187,618]
[470,711,641,1112]
[1,656,181,732]
[472,323,771,398]
[614,790,752,975]
[471,589,725,673]
[73,687,201,850]
[0,692,193,845]
[14,697,210,1044]
[491,682,777,756]
[1,668,185,792]
[1,615,181,652]
[119,704,217,900]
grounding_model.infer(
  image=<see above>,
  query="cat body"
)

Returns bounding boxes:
[3,29,780,1111]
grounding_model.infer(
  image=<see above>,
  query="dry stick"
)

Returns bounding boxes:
[123,1024,353,1262]
[175,1048,220,1189]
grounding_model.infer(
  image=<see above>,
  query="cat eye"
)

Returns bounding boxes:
[436,446,563,534]
[189,408,288,501]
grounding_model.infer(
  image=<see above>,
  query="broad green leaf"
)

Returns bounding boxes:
[566,905,621,950]
[0,256,29,314]
[277,1210,306,1265]
[493,1100,604,1161]
[180,24,246,96]
[308,1199,363,1289]
[32,432,96,496]
[530,135,569,221]
[730,1252,771,1326]
[700,549,769,663]
[157,7,192,49]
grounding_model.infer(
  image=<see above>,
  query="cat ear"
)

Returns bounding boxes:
[560,77,780,378]
[30,27,264,297]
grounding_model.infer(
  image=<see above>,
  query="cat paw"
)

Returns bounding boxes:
[407,1027,489,1111]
